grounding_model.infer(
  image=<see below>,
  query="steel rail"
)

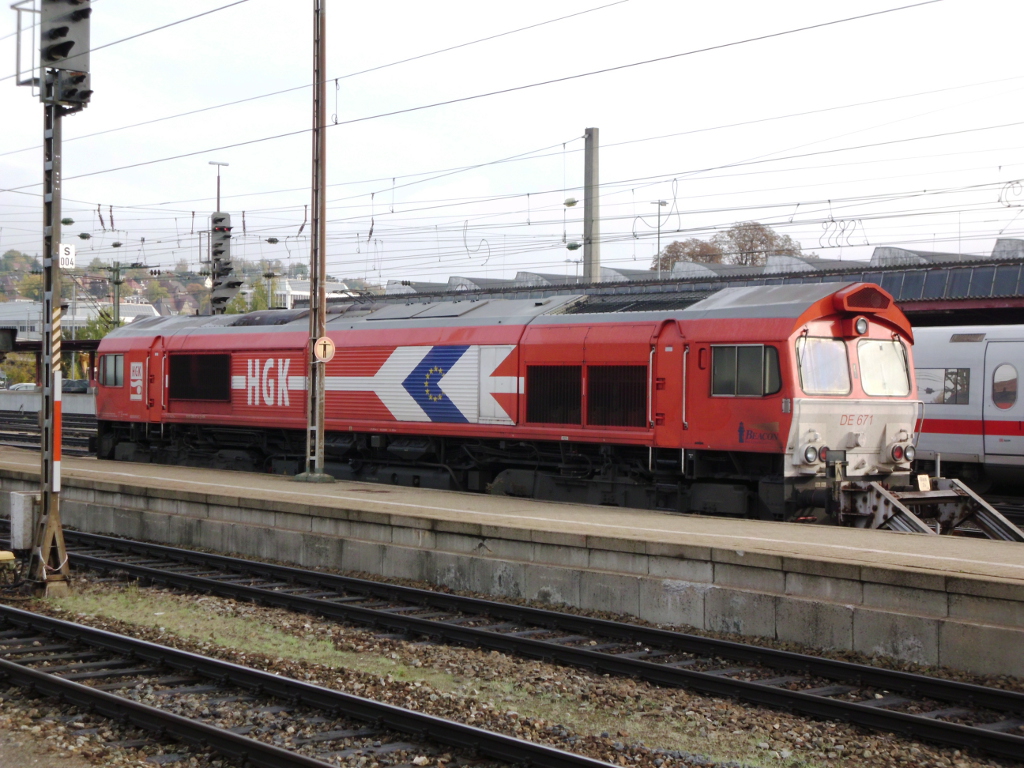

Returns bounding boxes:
[65,530,1024,759]
[0,657,336,768]
[0,410,95,455]
[0,603,616,768]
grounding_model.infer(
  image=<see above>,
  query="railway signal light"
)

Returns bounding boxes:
[210,212,241,313]
[55,69,91,106]
[41,1,92,85]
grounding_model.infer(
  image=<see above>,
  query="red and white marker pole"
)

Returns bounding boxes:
[52,371,61,493]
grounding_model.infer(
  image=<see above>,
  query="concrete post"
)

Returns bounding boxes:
[583,127,600,283]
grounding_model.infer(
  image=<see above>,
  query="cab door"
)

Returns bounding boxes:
[652,322,684,446]
[146,336,165,421]
[983,341,1024,457]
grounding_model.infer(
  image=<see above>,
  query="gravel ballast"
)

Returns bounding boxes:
[0,576,1015,768]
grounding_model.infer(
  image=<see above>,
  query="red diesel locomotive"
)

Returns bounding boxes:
[94,282,919,521]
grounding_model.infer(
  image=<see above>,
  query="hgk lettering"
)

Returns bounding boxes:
[246,359,291,406]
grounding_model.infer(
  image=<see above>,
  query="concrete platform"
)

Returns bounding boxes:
[1,446,1023,677]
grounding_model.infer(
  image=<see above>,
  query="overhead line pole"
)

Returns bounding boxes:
[12,0,94,597]
[583,127,600,283]
[296,0,332,483]
[32,82,70,597]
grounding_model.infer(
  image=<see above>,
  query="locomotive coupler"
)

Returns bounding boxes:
[793,449,848,519]
[822,448,848,523]
[824,449,847,505]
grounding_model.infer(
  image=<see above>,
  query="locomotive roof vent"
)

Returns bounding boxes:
[559,293,714,315]
[228,309,309,326]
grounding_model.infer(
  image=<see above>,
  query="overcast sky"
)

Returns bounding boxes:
[3,0,1024,287]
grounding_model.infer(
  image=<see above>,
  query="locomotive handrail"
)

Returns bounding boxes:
[647,345,654,431]
[682,345,689,430]
[911,399,925,449]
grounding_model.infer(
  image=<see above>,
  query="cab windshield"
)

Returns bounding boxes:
[858,339,911,396]
[795,337,851,395]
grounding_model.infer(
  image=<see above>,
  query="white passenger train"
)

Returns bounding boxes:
[914,325,1024,488]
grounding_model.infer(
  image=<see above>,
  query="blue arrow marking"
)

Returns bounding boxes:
[402,346,470,422]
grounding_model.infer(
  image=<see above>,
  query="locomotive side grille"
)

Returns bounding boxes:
[588,365,647,427]
[169,354,231,401]
[526,366,582,424]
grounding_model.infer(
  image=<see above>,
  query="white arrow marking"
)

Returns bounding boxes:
[325,346,430,421]
[478,345,519,424]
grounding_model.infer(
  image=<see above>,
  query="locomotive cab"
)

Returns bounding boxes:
[672,282,919,523]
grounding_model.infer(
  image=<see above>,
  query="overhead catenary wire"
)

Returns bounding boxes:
[12,175,1016,266]
[2,1,1016,290]
[41,70,1020,212]
[5,163,1023,264]
[0,0,252,83]
[0,0,949,195]
[0,0,632,159]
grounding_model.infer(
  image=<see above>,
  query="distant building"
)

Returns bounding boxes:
[271,278,351,309]
[448,276,516,291]
[0,300,158,340]
[763,255,848,274]
[385,280,450,295]
[868,239,1024,267]
[512,272,587,287]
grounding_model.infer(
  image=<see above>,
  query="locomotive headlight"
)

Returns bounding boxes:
[903,444,916,463]
[855,317,869,335]
[803,445,820,464]
[891,445,904,462]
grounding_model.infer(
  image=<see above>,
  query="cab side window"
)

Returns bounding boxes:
[712,345,781,396]
[99,354,124,387]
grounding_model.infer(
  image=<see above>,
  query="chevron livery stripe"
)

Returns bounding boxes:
[402,345,470,423]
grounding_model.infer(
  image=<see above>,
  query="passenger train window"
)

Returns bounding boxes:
[916,368,970,405]
[992,364,1018,410]
[99,354,123,387]
[711,345,781,397]
[795,338,850,396]
[858,340,911,397]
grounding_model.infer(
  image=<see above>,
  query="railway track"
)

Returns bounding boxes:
[0,602,615,768]
[0,409,95,456]
[984,496,1024,528]
[21,528,1024,760]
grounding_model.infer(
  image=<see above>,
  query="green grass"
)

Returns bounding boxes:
[52,584,826,767]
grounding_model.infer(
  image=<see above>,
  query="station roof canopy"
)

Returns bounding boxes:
[335,240,1024,327]
[13,338,101,354]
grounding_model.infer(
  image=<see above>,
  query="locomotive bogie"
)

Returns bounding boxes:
[94,283,920,523]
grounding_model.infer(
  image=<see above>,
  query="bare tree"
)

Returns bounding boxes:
[651,238,725,272]
[712,221,803,266]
